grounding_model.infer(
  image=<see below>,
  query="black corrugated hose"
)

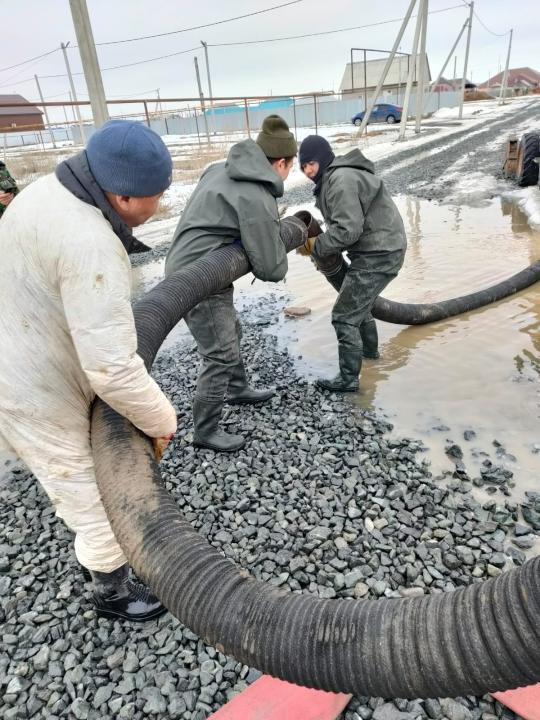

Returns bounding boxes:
[91,216,540,698]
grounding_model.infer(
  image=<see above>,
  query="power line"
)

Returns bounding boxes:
[0,76,35,89]
[93,1,304,46]
[458,1,510,37]
[0,3,465,88]
[473,10,510,37]
[208,4,465,47]
[39,46,200,78]
[0,1,302,76]
[0,48,60,73]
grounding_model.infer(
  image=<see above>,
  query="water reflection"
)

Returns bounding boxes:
[278,196,540,497]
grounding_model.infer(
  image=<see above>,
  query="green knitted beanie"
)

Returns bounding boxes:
[256,114,297,159]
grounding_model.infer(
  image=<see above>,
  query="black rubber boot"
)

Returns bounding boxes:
[316,346,361,393]
[226,362,275,405]
[87,563,166,622]
[193,396,245,452]
[360,319,380,359]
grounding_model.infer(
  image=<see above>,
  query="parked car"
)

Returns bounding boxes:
[351,103,403,126]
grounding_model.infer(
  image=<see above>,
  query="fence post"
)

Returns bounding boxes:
[143,101,151,127]
[313,95,318,134]
[293,97,297,140]
[243,98,251,138]
[193,107,201,148]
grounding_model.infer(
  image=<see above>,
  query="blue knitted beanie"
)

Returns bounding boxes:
[86,120,172,197]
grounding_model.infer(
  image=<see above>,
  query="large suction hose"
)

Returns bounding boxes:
[373,259,540,324]
[297,210,540,324]
[91,216,540,699]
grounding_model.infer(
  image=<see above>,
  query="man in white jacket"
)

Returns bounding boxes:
[0,120,177,621]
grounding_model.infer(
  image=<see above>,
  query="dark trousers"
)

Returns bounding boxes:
[185,286,245,402]
[331,251,405,355]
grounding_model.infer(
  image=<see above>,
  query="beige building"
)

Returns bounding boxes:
[340,56,431,99]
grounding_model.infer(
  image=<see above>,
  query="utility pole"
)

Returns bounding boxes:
[61,42,85,145]
[458,1,474,120]
[398,0,422,140]
[34,75,57,149]
[425,19,469,109]
[194,57,210,144]
[498,29,513,105]
[453,55,457,80]
[68,0,109,127]
[201,41,214,134]
[358,0,417,135]
[414,0,429,134]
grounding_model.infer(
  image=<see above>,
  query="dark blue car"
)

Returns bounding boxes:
[352,103,403,126]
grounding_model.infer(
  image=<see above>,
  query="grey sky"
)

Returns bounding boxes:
[2,0,538,117]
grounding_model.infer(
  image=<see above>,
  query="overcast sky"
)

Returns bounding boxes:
[2,0,539,120]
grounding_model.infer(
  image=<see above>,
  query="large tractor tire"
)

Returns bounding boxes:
[516,132,540,187]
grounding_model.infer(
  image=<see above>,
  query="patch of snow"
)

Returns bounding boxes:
[502,186,540,230]
[440,170,503,206]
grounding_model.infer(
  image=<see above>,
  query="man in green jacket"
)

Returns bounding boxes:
[298,135,407,393]
[166,115,297,452]
[0,160,19,218]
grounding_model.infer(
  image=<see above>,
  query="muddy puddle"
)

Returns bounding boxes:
[130,196,539,504]
[277,196,540,501]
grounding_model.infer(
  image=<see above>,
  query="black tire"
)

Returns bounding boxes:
[354,118,362,126]
[516,132,540,187]
[386,114,396,124]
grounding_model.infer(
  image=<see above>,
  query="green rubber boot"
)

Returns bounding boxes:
[193,396,245,452]
[360,319,380,359]
[226,361,275,405]
[316,346,361,393]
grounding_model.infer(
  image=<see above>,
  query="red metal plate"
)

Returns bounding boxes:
[208,675,352,720]
[493,685,540,720]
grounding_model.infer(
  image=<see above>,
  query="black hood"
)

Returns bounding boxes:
[326,149,375,175]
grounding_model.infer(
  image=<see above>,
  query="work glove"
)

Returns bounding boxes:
[296,236,318,256]
[292,210,323,257]
[153,433,174,462]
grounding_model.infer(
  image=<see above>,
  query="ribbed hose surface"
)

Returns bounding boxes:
[373,259,540,324]
[92,216,540,697]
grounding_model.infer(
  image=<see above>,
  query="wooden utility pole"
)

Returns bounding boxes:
[498,29,513,105]
[68,0,109,128]
[61,42,85,145]
[201,41,215,133]
[358,0,417,135]
[398,0,422,140]
[34,75,57,149]
[458,1,474,119]
[194,57,210,144]
[414,0,429,134]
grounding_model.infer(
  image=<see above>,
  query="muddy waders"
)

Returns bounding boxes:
[186,287,274,452]
[316,251,404,392]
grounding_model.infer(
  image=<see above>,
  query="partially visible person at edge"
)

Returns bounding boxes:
[0,159,19,218]
[165,114,297,453]
[298,135,407,392]
[0,120,177,621]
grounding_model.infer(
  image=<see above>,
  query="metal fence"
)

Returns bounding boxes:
[3,89,464,151]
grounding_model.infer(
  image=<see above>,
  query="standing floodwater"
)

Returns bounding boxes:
[275,196,540,497]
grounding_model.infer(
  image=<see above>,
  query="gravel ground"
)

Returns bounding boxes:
[2,103,540,719]
[1,295,539,719]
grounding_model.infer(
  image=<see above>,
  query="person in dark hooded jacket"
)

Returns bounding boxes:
[166,115,297,452]
[298,135,407,392]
